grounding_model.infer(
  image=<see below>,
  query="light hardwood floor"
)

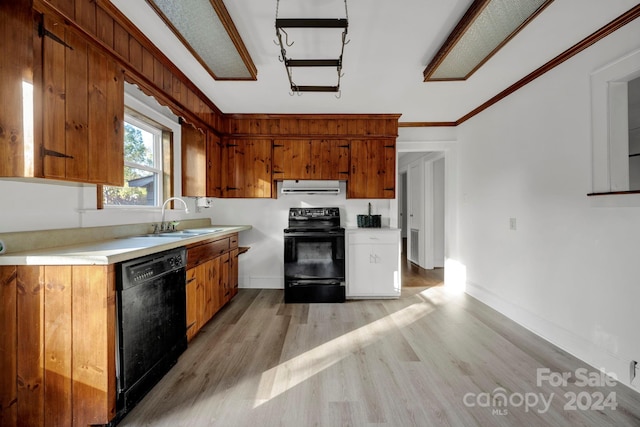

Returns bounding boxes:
[118,282,640,427]
[401,239,444,288]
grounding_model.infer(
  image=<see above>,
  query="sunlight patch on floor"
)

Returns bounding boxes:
[417,284,462,306]
[253,300,435,407]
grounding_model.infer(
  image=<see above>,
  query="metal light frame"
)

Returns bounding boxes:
[275,0,349,94]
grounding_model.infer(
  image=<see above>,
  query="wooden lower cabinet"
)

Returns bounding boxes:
[0,235,244,426]
[0,264,116,427]
[185,234,240,341]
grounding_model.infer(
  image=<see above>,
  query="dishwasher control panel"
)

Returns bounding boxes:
[118,248,186,290]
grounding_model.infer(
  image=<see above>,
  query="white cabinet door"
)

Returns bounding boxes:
[348,244,377,296]
[347,230,401,298]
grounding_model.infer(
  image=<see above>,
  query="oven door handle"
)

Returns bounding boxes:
[284,231,344,238]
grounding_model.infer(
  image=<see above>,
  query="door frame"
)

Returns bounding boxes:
[392,141,459,276]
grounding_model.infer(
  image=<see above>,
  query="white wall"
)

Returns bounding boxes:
[208,183,392,289]
[457,19,640,389]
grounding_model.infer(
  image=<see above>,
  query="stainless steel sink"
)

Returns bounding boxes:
[183,228,224,234]
[140,231,208,238]
[119,228,224,239]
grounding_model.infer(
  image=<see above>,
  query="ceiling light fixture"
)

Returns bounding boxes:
[275,0,349,96]
[147,0,257,80]
[423,0,554,81]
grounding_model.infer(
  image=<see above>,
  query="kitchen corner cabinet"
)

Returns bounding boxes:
[182,126,222,198]
[38,14,124,185]
[221,139,272,198]
[185,233,239,341]
[207,131,223,197]
[346,229,401,298]
[348,139,396,199]
[181,121,206,197]
[272,139,349,180]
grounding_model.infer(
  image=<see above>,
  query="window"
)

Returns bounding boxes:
[103,114,164,207]
[590,48,640,196]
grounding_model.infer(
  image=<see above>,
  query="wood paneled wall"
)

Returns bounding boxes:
[0,265,116,427]
[0,267,18,426]
[225,114,401,139]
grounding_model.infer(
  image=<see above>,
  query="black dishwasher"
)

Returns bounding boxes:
[115,247,187,418]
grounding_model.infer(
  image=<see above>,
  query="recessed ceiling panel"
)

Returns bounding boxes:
[148,0,257,80]
[424,0,553,81]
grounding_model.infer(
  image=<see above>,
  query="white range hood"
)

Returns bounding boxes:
[280,180,341,195]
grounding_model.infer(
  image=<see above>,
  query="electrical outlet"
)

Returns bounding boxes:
[631,360,638,383]
[509,217,517,231]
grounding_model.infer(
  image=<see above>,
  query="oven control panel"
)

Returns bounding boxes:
[289,207,340,218]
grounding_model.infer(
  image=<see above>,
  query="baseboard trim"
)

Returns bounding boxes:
[239,276,283,289]
[465,280,638,390]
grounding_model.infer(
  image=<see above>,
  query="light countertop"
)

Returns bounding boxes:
[0,225,251,266]
[345,227,401,232]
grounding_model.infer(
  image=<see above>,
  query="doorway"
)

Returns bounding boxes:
[395,140,459,290]
[398,153,445,268]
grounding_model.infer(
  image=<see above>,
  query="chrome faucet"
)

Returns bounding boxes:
[158,197,190,232]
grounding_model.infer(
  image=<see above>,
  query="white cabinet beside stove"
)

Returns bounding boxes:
[346,228,401,298]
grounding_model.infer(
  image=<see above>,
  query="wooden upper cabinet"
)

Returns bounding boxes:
[0,9,124,185]
[272,139,349,180]
[318,139,350,180]
[348,139,396,199]
[0,0,33,178]
[39,14,124,186]
[222,139,272,198]
[181,120,206,197]
[207,131,222,197]
[272,139,311,180]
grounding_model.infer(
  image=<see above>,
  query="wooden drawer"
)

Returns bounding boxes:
[229,233,239,249]
[187,238,230,269]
